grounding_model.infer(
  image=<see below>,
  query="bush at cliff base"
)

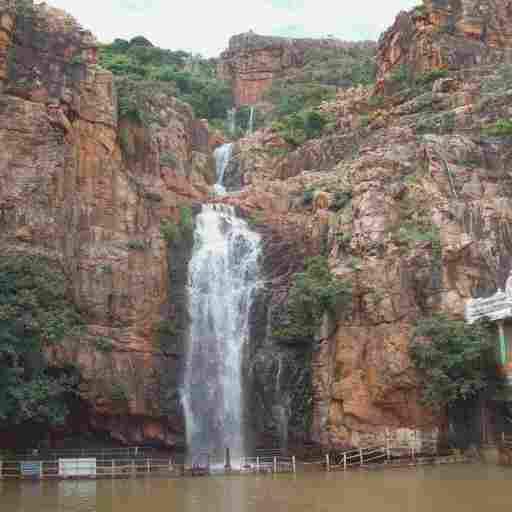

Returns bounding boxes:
[0,254,83,427]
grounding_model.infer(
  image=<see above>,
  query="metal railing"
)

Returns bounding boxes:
[0,458,180,479]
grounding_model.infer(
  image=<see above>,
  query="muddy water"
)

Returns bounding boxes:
[1,464,511,512]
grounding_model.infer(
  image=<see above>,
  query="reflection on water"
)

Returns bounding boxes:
[1,464,512,512]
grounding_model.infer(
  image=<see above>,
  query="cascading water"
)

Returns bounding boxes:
[182,203,261,461]
[247,106,255,134]
[213,143,233,196]
[227,108,237,137]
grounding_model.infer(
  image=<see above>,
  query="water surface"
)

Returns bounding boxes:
[2,464,512,512]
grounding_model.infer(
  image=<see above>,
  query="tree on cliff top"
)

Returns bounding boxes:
[0,254,83,428]
[99,38,232,122]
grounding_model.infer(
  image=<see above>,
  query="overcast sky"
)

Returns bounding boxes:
[42,0,419,57]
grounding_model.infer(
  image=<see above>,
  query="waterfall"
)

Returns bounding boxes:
[247,106,255,134]
[213,143,233,196]
[227,108,237,137]
[182,203,262,461]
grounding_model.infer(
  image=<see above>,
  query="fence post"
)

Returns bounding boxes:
[132,459,136,475]
[111,459,115,478]
[169,458,173,473]
[325,453,330,472]
[256,456,260,473]
[292,456,296,474]
[146,459,150,474]
[359,448,363,466]
[503,432,506,444]
[273,456,277,474]
[343,453,347,471]
[386,435,391,461]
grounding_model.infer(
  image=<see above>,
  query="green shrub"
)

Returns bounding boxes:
[482,119,512,136]
[152,320,177,351]
[99,38,233,122]
[110,381,129,403]
[415,68,449,86]
[303,188,316,206]
[410,314,496,411]
[272,109,332,147]
[273,256,352,343]
[330,191,352,211]
[160,151,178,168]
[98,264,113,275]
[368,94,385,107]
[94,337,114,353]
[127,239,146,250]
[178,205,194,241]
[389,64,409,84]
[0,254,83,427]
[304,110,327,139]
[247,210,266,226]
[70,54,84,66]
[160,205,194,244]
[160,218,179,243]
[359,114,370,128]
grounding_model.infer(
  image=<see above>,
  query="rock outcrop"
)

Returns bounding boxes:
[377,0,512,85]
[219,0,512,446]
[0,0,214,447]
[219,32,374,107]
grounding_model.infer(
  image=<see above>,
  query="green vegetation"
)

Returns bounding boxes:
[98,264,113,275]
[247,210,266,227]
[70,54,84,66]
[262,45,375,144]
[99,37,232,123]
[415,68,449,86]
[160,151,178,168]
[359,114,370,128]
[482,119,512,136]
[410,314,496,411]
[388,64,409,84]
[109,380,129,404]
[127,239,146,250]
[272,110,334,147]
[152,319,178,352]
[0,254,83,427]
[368,94,385,107]
[329,191,352,212]
[273,256,352,343]
[303,187,316,206]
[94,337,114,353]
[160,204,194,244]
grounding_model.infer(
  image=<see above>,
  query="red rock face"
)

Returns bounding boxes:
[219,32,375,107]
[0,1,214,448]
[377,0,512,84]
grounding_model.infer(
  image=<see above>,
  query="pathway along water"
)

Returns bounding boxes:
[181,143,261,462]
[2,464,511,512]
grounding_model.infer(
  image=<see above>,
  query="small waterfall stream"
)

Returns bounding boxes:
[182,143,261,461]
[213,143,233,196]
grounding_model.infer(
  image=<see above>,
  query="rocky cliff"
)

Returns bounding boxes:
[220,0,512,449]
[0,0,214,447]
[377,0,512,85]
[219,32,374,107]
[2,0,512,452]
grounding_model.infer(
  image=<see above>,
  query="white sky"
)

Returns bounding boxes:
[41,0,419,57]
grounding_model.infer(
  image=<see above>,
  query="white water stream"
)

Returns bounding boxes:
[182,144,261,461]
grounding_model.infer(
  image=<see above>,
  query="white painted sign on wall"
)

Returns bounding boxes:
[58,458,97,477]
[465,272,512,324]
[465,290,512,324]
